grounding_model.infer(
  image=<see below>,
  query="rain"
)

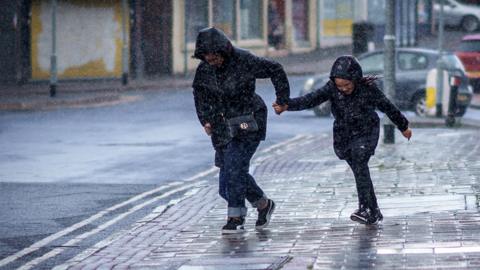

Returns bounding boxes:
[1,0,480,269]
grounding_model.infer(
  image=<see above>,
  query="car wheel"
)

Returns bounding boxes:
[461,15,479,32]
[313,101,331,117]
[414,93,427,117]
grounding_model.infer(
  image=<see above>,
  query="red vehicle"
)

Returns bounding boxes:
[455,34,480,93]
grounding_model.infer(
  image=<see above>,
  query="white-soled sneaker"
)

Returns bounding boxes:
[255,199,275,230]
[222,217,245,234]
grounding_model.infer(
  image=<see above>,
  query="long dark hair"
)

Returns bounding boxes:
[358,75,379,86]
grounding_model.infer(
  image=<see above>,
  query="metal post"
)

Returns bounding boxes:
[49,0,57,97]
[184,0,188,77]
[316,0,321,48]
[436,0,445,117]
[121,0,129,85]
[383,0,396,144]
[133,0,144,80]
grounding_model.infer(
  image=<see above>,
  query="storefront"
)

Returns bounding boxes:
[172,0,317,74]
[318,0,366,48]
[292,0,310,47]
[367,0,418,47]
[30,0,129,80]
[268,0,286,50]
[4,0,376,81]
[172,0,267,74]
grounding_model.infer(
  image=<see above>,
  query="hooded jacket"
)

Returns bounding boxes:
[192,27,290,149]
[288,55,409,159]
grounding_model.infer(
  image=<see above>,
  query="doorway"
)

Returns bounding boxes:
[142,0,172,76]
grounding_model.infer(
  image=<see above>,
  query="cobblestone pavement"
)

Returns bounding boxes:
[55,128,480,270]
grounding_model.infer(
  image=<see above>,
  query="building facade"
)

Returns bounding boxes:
[0,0,425,84]
[171,0,320,74]
[30,0,129,80]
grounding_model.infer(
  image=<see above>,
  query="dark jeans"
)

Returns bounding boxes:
[345,147,379,211]
[215,139,266,217]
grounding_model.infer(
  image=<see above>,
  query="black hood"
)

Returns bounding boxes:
[329,55,363,82]
[193,27,233,61]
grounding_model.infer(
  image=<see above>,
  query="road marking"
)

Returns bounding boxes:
[184,166,218,181]
[2,134,311,269]
[250,134,316,174]
[18,182,206,270]
[54,187,205,270]
[258,134,311,154]
[0,176,213,268]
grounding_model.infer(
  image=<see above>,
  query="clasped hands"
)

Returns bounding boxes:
[271,102,413,141]
[272,102,288,115]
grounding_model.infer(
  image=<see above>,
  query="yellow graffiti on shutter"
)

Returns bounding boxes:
[323,19,353,37]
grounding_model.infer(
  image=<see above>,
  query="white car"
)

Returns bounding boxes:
[434,0,480,32]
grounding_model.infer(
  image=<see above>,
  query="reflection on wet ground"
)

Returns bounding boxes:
[342,194,479,218]
[57,128,480,269]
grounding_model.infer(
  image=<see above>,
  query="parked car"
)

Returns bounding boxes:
[433,0,480,32]
[300,47,473,117]
[455,34,480,93]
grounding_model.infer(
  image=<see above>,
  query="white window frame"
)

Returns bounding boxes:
[187,0,266,48]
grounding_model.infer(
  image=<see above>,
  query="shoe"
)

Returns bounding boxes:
[369,208,383,225]
[255,199,276,229]
[350,206,371,225]
[350,207,383,225]
[222,217,245,234]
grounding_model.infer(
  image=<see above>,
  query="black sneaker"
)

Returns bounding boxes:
[350,207,372,225]
[351,207,383,225]
[222,217,245,234]
[255,199,275,229]
[369,208,383,225]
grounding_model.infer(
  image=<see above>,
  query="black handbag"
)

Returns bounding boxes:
[226,114,259,138]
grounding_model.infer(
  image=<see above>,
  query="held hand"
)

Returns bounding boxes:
[272,102,288,115]
[204,123,213,136]
[402,128,412,141]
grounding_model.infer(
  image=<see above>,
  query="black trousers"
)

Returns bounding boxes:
[345,149,378,210]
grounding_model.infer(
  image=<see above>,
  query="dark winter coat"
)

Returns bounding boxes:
[192,27,290,149]
[288,56,409,159]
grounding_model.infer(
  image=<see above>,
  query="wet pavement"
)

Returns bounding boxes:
[52,127,480,270]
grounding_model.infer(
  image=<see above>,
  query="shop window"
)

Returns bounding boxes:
[268,0,285,49]
[186,0,263,42]
[292,0,309,42]
[367,0,385,25]
[323,0,353,37]
[186,0,208,42]
[213,0,236,39]
[240,0,263,39]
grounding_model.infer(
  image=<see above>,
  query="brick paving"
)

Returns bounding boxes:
[54,127,480,270]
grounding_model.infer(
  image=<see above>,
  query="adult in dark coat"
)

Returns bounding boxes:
[192,27,290,233]
[273,55,412,225]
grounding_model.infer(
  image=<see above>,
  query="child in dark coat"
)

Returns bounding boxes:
[273,55,412,225]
